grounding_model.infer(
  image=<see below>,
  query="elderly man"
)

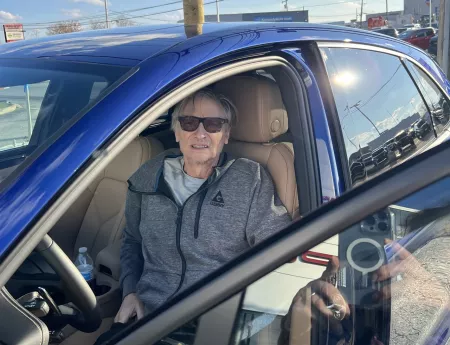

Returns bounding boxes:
[114,88,292,324]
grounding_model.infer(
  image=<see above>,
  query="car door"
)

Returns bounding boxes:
[410,31,425,49]
[111,135,450,345]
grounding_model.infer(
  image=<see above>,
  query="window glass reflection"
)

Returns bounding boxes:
[320,48,436,186]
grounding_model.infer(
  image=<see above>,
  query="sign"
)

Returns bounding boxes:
[368,16,387,29]
[253,15,293,22]
[3,23,24,43]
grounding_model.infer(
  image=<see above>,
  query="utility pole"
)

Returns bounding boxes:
[282,0,289,11]
[104,0,109,28]
[429,0,432,27]
[216,0,220,22]
[386,0,389,24]
[360,0,364,28]
[350,101,381,135]
[183,0,204,38]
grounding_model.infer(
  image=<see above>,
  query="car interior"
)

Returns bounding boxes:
[2,64,319,345]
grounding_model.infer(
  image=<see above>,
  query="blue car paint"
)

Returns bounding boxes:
[0,23,448,260]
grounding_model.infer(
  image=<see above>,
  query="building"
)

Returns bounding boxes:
[366,10,415,28]
[404,0,438,17]
[204,10,308,23]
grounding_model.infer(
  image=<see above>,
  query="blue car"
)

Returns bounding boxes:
[1,23,450,345]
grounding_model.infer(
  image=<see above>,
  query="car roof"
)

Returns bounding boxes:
[0,22,427,66]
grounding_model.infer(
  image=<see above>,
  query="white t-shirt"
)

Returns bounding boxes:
[163,157,206,206]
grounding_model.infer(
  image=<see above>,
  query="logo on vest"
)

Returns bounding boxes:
[210,191,225,207]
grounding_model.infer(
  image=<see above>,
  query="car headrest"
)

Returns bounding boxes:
[214,75,288,143]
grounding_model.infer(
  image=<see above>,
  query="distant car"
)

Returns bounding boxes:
[403,23,422,30]
[397,28,408,34]
[431,107,450,125]
[361,151,374,167]
[373,27,399,38]
[372,146,389,167]
[384,138,397,152]
[395,130,416,155]
[399,28,435,50]
[350,161,366,184]
[428,34,438,57]
[414,118,432,139]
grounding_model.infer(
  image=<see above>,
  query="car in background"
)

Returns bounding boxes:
[395,130,416,155]
[350,161,366,184]
[428,34,438,57]
[372,146,389,167]
[414,118,432,139]
[431,107,450,125]
[361,151,374,168]
[373,27,399,38]
[399,27,435,50]
[403,23,422,30]
[397,27,408,34]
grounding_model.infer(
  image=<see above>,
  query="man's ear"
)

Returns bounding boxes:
[174,128,180,143]
[224,129,230,145]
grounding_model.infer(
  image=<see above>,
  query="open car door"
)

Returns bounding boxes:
[111,141,450,345]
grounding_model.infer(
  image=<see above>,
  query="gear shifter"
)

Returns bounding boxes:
[37,286,62,316]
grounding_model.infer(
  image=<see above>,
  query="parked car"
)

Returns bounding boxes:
[350,161,366,184]
[432,107,450,125]
[397,27,408,34]
[428,34,438,57]
[0,23,449,345]
[372,146,389,167]
[414,118,432,139]
[395,129,416,155]
[372,27,399,38]
[361,151,374,167]
[399,27,435,50]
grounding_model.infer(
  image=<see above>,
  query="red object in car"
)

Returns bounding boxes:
[401,28,435,50]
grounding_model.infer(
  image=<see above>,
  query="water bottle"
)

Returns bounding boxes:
[74,247,95,288]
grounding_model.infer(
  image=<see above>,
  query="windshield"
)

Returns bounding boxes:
[0,59,131,183]
[399,30,416,39]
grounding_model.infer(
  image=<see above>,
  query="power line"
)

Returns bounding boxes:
[19,1,222,31]
[3,0,185,27]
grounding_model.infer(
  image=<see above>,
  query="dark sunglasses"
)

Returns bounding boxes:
[178,116,229,133]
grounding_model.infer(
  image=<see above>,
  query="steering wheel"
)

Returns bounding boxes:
[35,234,102,333]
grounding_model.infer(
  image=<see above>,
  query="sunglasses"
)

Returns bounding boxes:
[178,116,229,133]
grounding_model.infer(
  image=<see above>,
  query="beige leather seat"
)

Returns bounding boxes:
[50,136,164,260]
[214,75,299,217]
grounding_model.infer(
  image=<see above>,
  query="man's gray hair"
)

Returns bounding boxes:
[171,88,237,132]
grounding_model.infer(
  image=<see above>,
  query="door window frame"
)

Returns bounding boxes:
[312,41,450,191]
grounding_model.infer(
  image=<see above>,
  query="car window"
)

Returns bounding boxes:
[416,31,426,38]
[320,47,436,187]
[405,60,450,138]
[0,59,130,183]
[0,81,49,151]
[222,175,450,345]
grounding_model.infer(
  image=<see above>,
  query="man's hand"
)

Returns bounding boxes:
[114,293,145,323]
[279,257,350,345]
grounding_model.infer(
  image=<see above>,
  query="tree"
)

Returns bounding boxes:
[47,21,82,36]
[89,20,106,30]
[28,29,40,39]
[113,15,135,27]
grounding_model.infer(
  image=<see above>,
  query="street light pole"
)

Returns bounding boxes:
[360,0,364,28]
[104,0,109,28]
[430,0,432,27]
[386,0,389,24]
[216,0,220,22]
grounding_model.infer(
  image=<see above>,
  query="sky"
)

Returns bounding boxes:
[0,0,404,39]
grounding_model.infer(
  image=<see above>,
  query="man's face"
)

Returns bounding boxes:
[175,95,230,166]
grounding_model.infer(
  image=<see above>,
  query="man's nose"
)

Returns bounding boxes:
[194,123,207,138]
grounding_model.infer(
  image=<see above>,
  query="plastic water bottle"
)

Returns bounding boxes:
[74,247,95,288]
